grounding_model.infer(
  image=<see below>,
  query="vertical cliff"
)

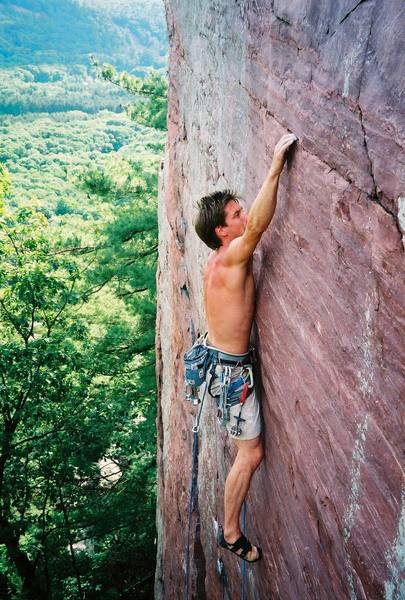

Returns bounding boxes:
[155,1,404,598]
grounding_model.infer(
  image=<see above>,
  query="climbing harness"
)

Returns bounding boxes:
[215,358,254,435]
[183,331,256,599]
[184,332,256,433]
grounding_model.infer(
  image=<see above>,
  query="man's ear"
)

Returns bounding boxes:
[215,225,226,241]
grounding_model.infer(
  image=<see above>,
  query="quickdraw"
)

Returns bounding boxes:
[216,363,254,436]
[230,382,249,437]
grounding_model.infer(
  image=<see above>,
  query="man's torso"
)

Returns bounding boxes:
[203,250,255,354]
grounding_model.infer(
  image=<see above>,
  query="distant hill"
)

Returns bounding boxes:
[0,0,167,70]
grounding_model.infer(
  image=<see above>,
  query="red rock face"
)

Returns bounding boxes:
[156,1,404,598]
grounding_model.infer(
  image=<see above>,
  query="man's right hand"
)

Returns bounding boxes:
[270,133,298,176]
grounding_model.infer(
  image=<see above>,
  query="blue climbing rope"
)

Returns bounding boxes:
[240,501,247,600]
[184,379,208,599]
[184,428,199,599]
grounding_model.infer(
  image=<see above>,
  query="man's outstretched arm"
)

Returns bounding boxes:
[226,133,297,265]
[247,133,297,233]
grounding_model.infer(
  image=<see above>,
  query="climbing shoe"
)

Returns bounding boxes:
[218,525,263,563]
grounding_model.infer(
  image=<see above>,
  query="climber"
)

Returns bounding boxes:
[194,133,297,563]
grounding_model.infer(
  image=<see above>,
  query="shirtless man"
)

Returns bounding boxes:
[194,133,297,562]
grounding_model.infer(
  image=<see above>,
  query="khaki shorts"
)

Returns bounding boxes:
[208,363,262,441]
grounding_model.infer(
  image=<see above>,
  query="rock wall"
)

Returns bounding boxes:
[155,1,405,598]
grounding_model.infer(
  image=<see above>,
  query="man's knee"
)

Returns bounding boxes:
[251,440,264,469]
[237,437,264,470]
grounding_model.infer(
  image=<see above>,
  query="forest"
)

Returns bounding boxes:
[0,1,167,598]
[0,0,167,69]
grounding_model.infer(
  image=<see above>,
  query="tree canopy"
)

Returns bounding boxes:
[0,156,159,597]
[0,3,167,593]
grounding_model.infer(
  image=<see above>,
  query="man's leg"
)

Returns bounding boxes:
[223,435,264,560]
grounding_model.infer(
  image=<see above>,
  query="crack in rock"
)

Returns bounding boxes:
[328,0,374,39]
[339,0,371,26]
[358,105,376,195]
[358,105,403,246]
[274,14,292,26]
[240,84,402,250]
[397,197,405,251]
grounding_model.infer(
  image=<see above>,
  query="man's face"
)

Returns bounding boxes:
[223,200,247,239]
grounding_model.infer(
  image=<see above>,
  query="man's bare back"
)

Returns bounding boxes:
[204,249,255,354]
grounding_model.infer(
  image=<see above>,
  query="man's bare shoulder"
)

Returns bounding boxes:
[204,249,232,281]
[222,236,255,268]
[225,228,263,266]
[204,250,217,270]
[205,247,238,271]
[205,246,250,286]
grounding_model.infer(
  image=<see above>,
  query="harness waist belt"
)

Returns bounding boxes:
[208,349,252,366]
[205,338,253,366]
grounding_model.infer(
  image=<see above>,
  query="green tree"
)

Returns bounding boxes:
[0,33,166,598]
[0,206,157,598]
[0,164,10,213]
[0,207,90,598]
[91,59,168,130]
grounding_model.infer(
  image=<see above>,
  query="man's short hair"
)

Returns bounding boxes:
[194,189,240,250]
